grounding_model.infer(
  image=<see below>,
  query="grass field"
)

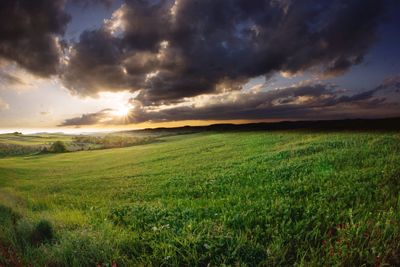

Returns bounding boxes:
[0,130,400,266]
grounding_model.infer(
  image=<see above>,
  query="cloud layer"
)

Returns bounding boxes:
[59,75,400,126]
[0,0,399,126]
[62,0,389,105]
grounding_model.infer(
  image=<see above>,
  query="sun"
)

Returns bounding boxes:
[111,105,131,117]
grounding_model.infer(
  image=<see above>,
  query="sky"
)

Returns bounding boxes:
[0,0,399,133]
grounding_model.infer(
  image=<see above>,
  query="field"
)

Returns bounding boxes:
[1,130,400,266]
[0,133,75,157]
[0,133,156,157]
[0,133,74,146]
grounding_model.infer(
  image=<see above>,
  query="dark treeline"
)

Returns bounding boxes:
[128,117,400,135]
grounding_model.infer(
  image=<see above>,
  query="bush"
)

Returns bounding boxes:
[31,220,54,245]
[50,141,67,153]
[16,219,54,246]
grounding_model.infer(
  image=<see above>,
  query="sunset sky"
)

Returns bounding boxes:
[0,0,400,133]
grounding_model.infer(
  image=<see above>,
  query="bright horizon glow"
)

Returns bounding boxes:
[0,119,284,135]
[0,128,123,135]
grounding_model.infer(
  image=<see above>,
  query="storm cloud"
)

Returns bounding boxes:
[62,0,390,105]
[127,76,400,123]
[1,0,399,126]
[0,0,71,77]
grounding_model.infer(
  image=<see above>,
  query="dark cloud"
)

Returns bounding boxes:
[1,0,397,124]
[70,0,115,8]
[0,0,71,77]
[130,77,400,123]
[61,29,130,95]
[62,0,392,104]
[60,108,112,126]
[59,75,400,126]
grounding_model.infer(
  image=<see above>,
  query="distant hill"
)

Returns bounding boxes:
[122,117,400,135]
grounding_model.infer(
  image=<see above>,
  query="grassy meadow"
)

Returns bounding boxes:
[0,130,400,266]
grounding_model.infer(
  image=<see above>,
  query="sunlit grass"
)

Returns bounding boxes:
[0,131,400,266]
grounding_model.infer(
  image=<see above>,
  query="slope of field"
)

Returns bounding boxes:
[0,131,400,266]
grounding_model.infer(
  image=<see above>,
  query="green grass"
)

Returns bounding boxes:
[0,131,400,266]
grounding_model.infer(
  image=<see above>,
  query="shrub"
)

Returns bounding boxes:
[16,219,54,246]
[31,220,54,245]
[50,141,67,153]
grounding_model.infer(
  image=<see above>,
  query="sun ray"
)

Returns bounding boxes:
[111,106,131,117]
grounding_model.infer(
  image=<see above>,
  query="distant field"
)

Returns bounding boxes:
[0,133,76,158]
[0,133,74,146]
[1,131,400,266]
[0,133,156,157]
